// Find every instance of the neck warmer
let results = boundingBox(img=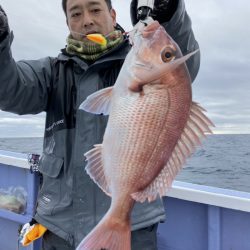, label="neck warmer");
[66,30,124,61]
